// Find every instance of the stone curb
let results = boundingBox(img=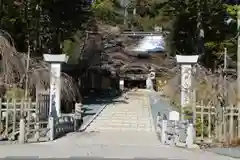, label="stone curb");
[79,104,108,132]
